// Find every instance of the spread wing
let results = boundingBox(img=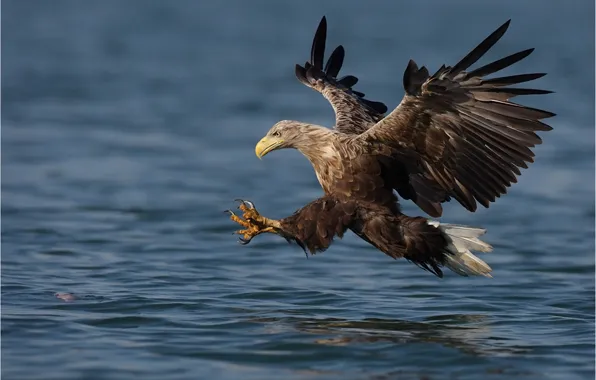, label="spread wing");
[363,20,555,217]
[295,16,387,135]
